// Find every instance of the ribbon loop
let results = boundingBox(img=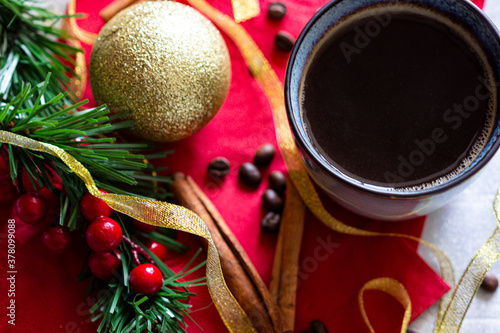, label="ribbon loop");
[358,278,412,333]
